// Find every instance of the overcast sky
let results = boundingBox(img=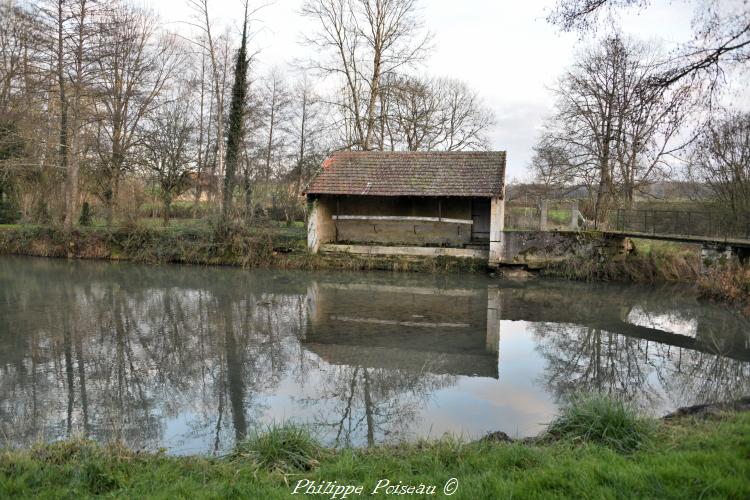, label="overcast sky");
[153,0,747,181]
